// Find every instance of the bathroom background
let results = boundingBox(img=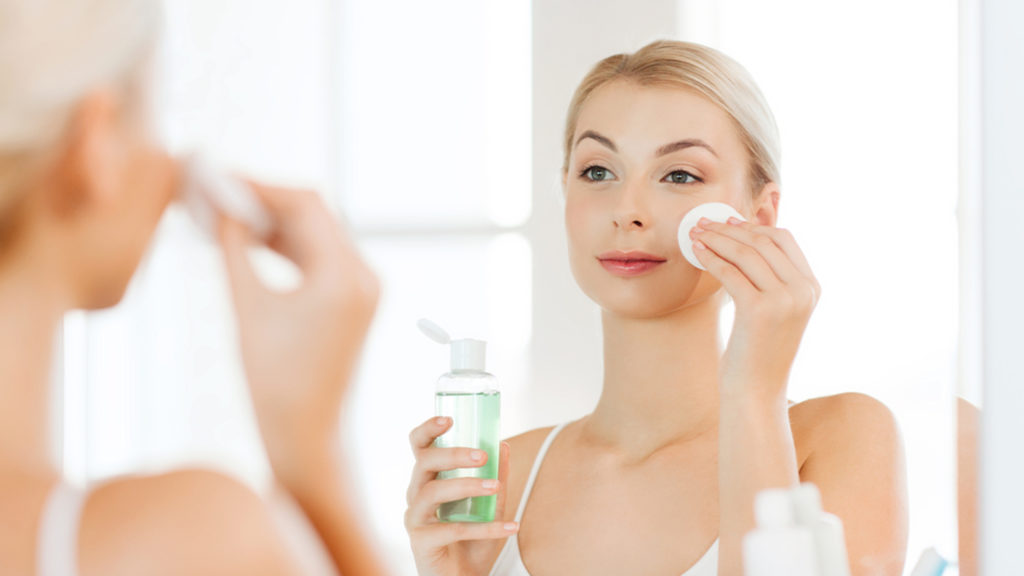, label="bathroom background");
[53,1,962,574]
